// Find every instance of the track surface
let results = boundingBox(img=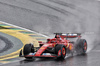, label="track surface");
[0,35,13,53]
[1,45,100,66]
[0,32,23,56]
[0,0,100,66]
